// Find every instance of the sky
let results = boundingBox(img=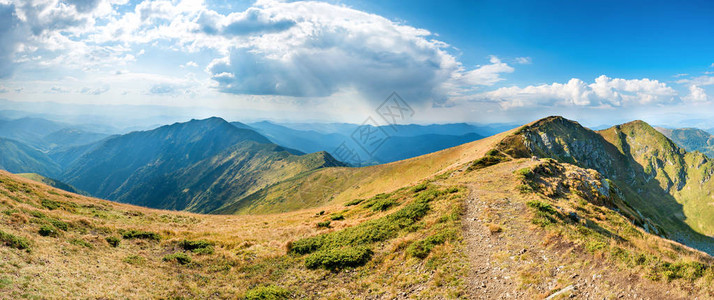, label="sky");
[0,0,714,127]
